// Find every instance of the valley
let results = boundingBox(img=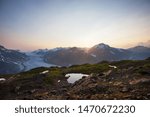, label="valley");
[23,52,55,71]
[1,43,150,74]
